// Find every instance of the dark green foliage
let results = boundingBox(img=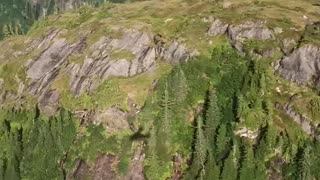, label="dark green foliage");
[205,89,220,149]
[0,108,76,179]
[1,44,320,180]
[0,0,130,39]
[193,116,207,179]
[142,45,320,180]
[221,150,237,180]
[0,107,134,179]
[238,145,255,180]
